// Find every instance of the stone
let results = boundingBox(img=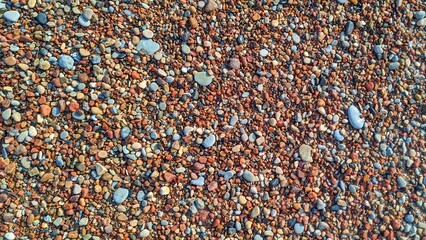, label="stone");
[344,21,355,35]
[294,223,304,234]
[78,15,91,27]
[4,232,16,240]
[292,33,301,44]
[202,135,216,148]
[299,144,313,162]
[417,18,426,27]
[136,39,160,55]
[28,0,36,8]
[415,10,426,20]
[259,49,269,57]
[120,126,131,139]
[228,58,241,69]
[82,8,94,20]
[205,0,218,12]
[140,229,150,238]
[36,12,47,24]
[58,55,74,70]
[4,11,20,22]
[333,130,344,141]
[28,126,37,137]
[194,72,214,86]
[95,163,107,176]
[397,176,407,188]
[347,105,365,129]
[79,217,89,226]
[159,186,170,196]
[4,56,17,66]
[142,29,154,39]
[243,170,256,182]
[181,44,191,54]
[2,108,12,120]
[113,188,129,204]
[250,206,260,218]
[388,62,400,70]
[190,176,205,186]
[188,17,198,28]
[317,199,326,210]
[73,184,82,195]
